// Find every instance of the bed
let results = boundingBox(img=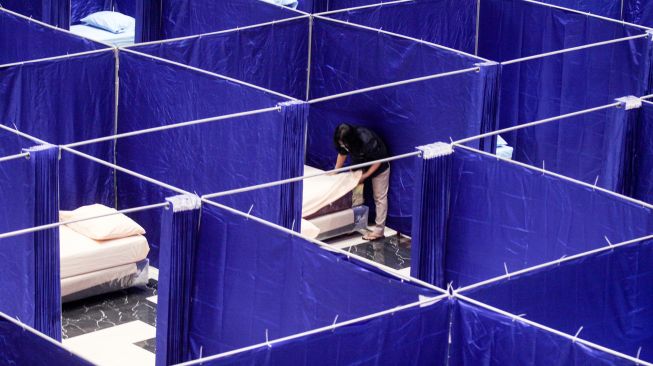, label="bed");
[301,166,369,240]
[59,219,149,302]
[69,24,135,47]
